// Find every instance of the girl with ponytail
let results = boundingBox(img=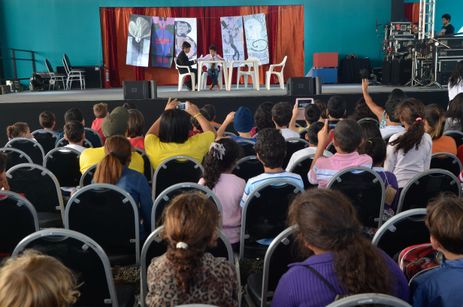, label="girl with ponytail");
[199,138,244,248]
[272,189,409,306]
[145,192,238,307]
[384,98,432,188]
[93,135,152,235]
[6,122,32,140]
